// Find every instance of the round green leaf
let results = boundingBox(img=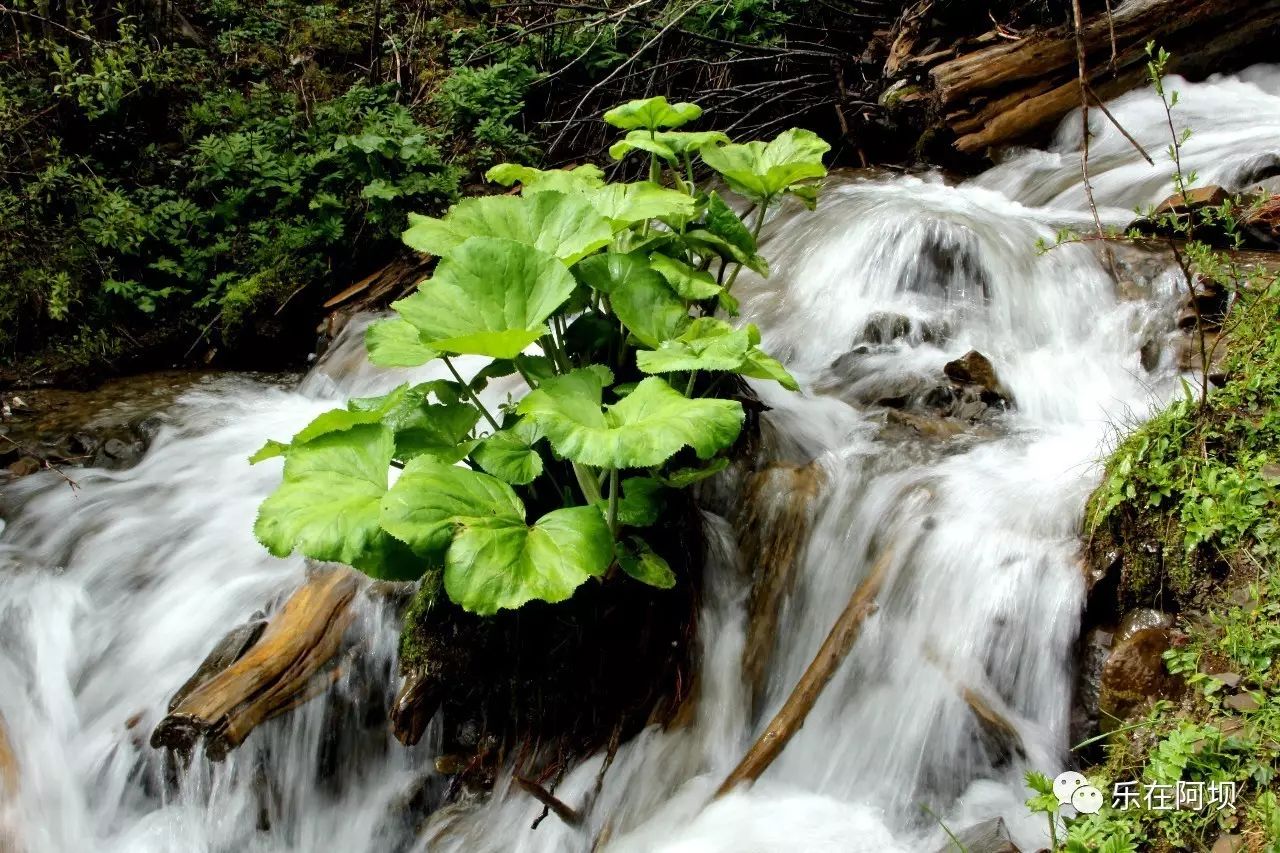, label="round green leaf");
[473,418,544,485]
[401,191,612,265]
[380,455,524,560]
[635,318,799,390]
[650,253,722,300]
[366,317,439,368]
[254,424,402,571]
[609,129,729,161]
[700,128,830,204]
[574,252,690,348]
[603,97,702,131]
[636,317,752,374]
[586,182,698,229]
[705,191,758,258]
[617,537,676,589]
[392,236,576,359]
[446,505,614,615]
[608,132,677,162]
[596,476,666,528]
[486,163,606,194]
[380,459,612,614]
[517,372,743,469]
